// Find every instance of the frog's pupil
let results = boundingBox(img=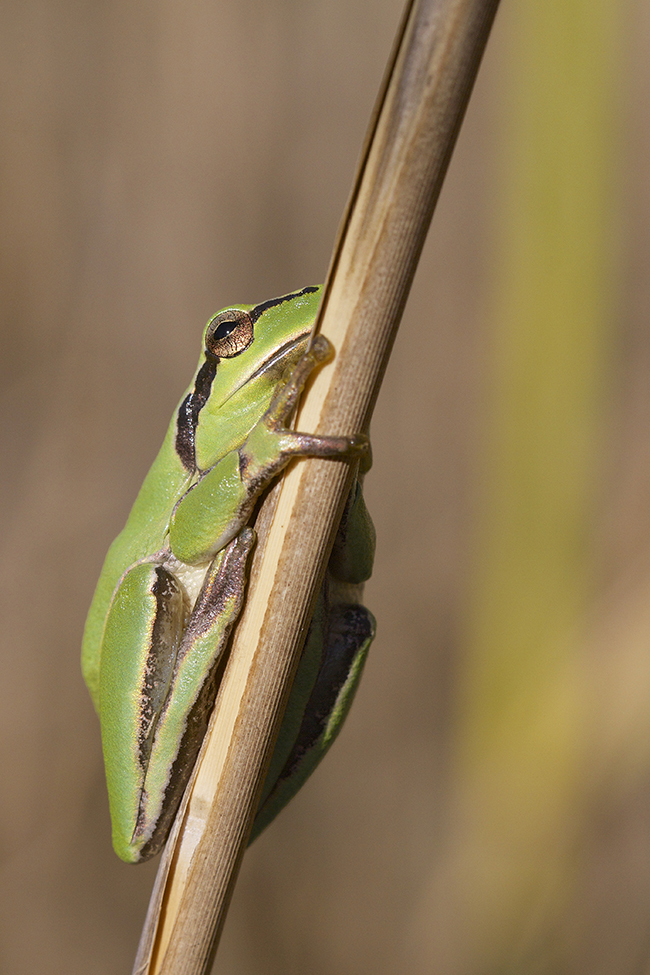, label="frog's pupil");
[213,319,237,340]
